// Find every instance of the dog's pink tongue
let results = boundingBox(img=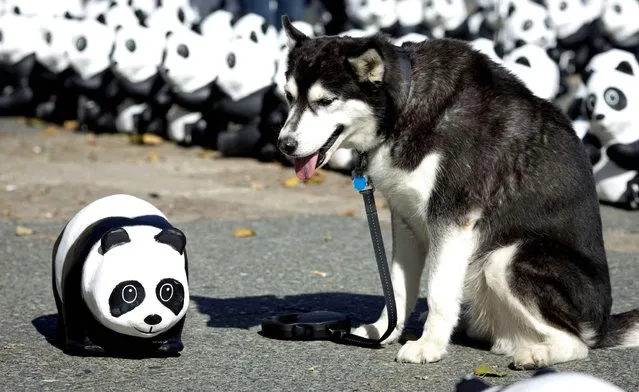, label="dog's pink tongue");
[294,153,319,180]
